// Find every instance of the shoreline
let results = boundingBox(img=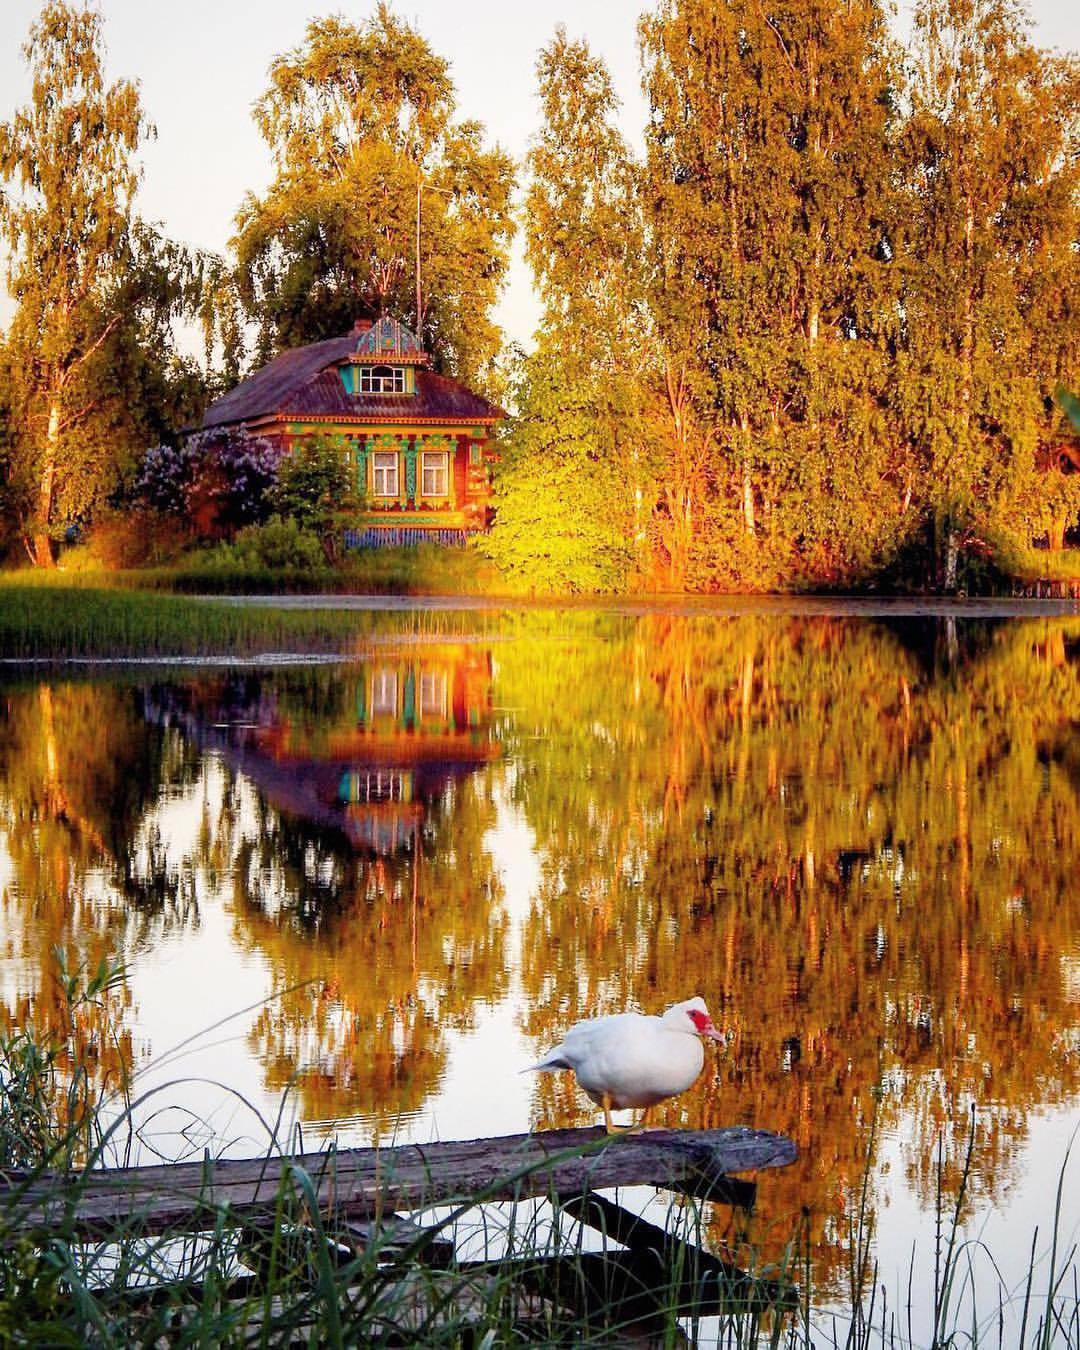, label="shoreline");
[198,591,1080,618]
